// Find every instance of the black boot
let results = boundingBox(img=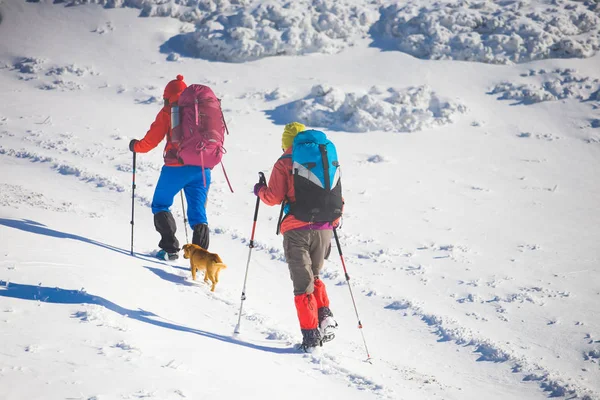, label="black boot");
[154,211,180,254]
[300,328,322,352]
[192,223,210,250]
